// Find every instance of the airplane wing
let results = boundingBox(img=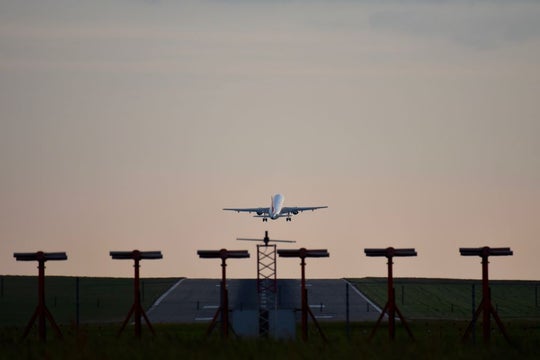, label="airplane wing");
[280,206,328,214]
[223,207,269,214]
